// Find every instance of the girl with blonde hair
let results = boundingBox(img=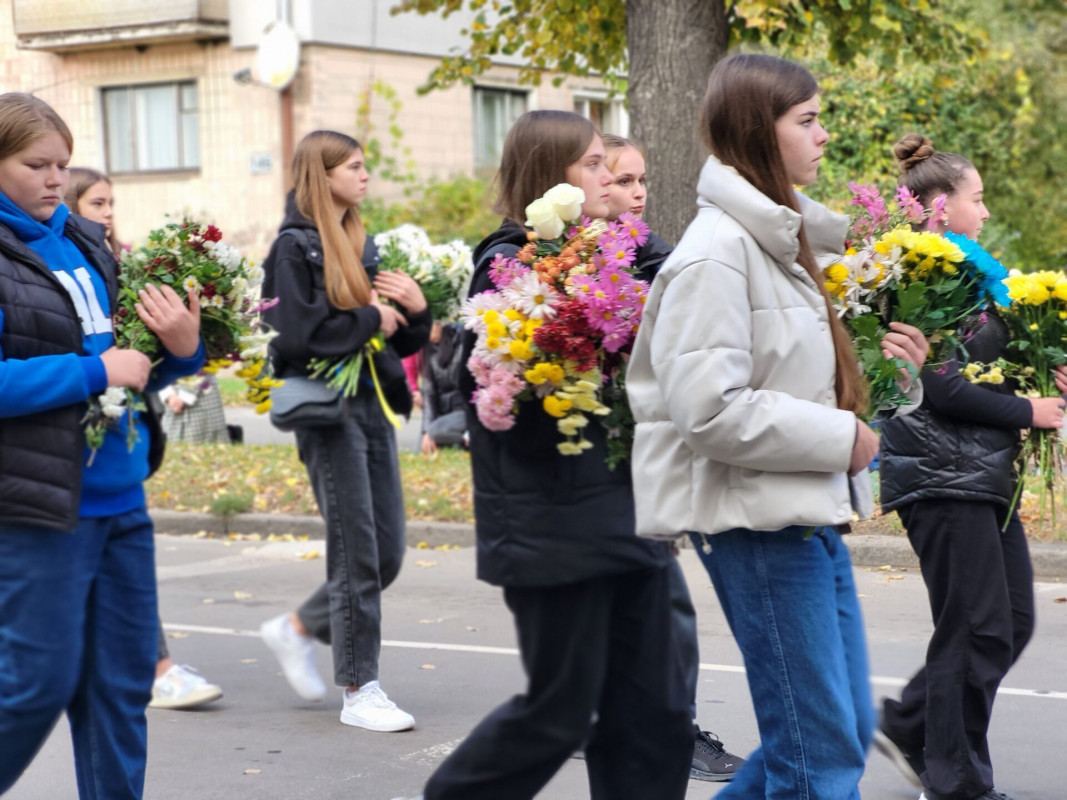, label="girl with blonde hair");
[259,130,430,731]
[0,92,204,798]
